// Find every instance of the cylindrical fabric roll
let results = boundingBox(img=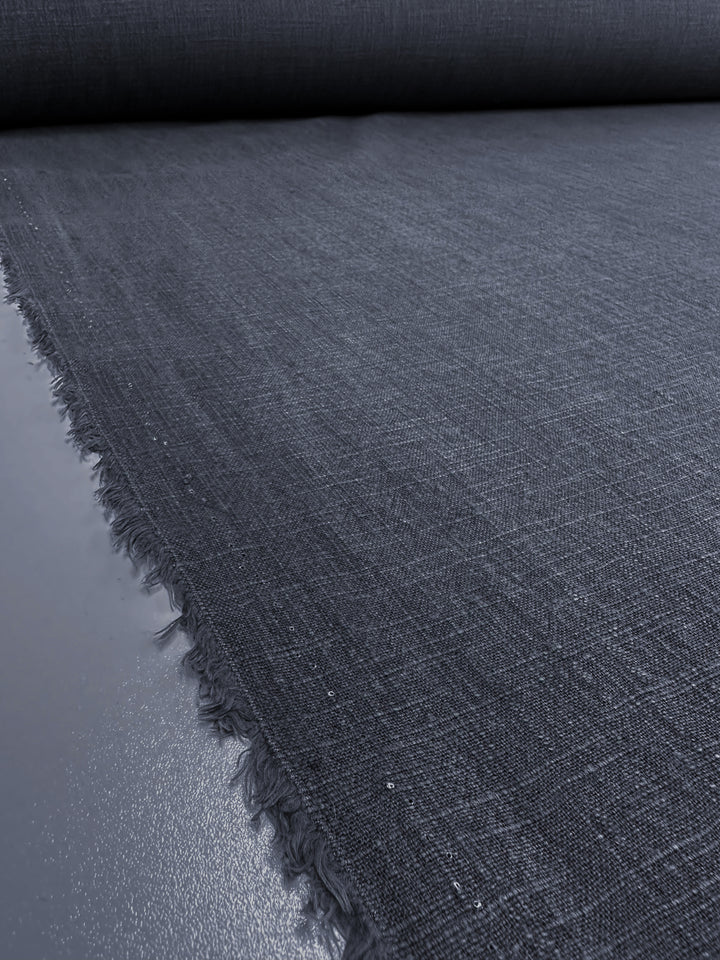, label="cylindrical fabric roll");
[2,0,720,126]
